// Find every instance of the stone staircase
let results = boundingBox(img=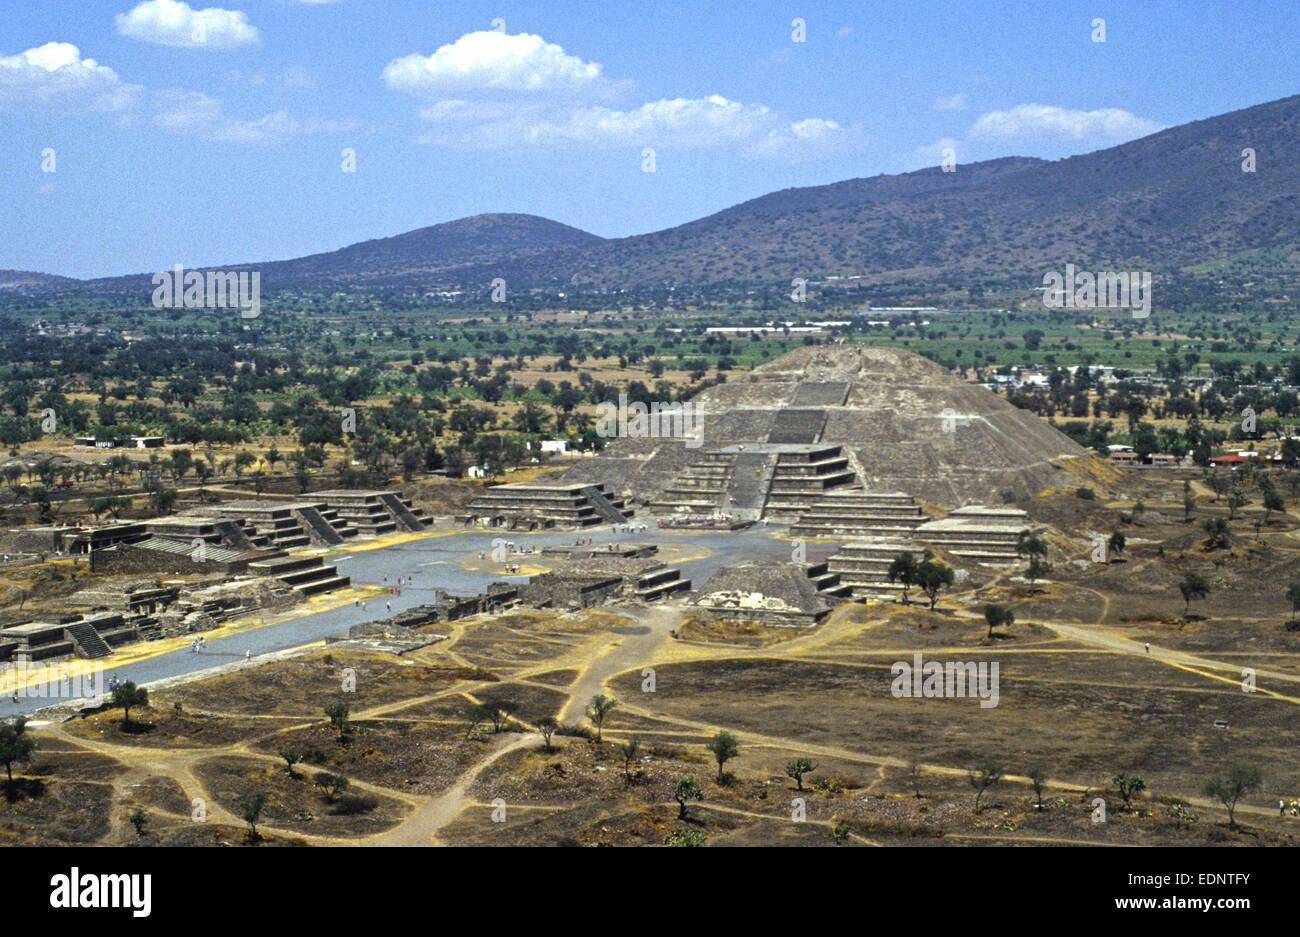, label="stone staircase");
[729,452,777,519]
[581,485,635,524]
[633,564,693,601]
[64,619,112,659]
[293,505,345,546]
[805,561,854,600]
[378,492,427,532]
[652,443,856,520]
